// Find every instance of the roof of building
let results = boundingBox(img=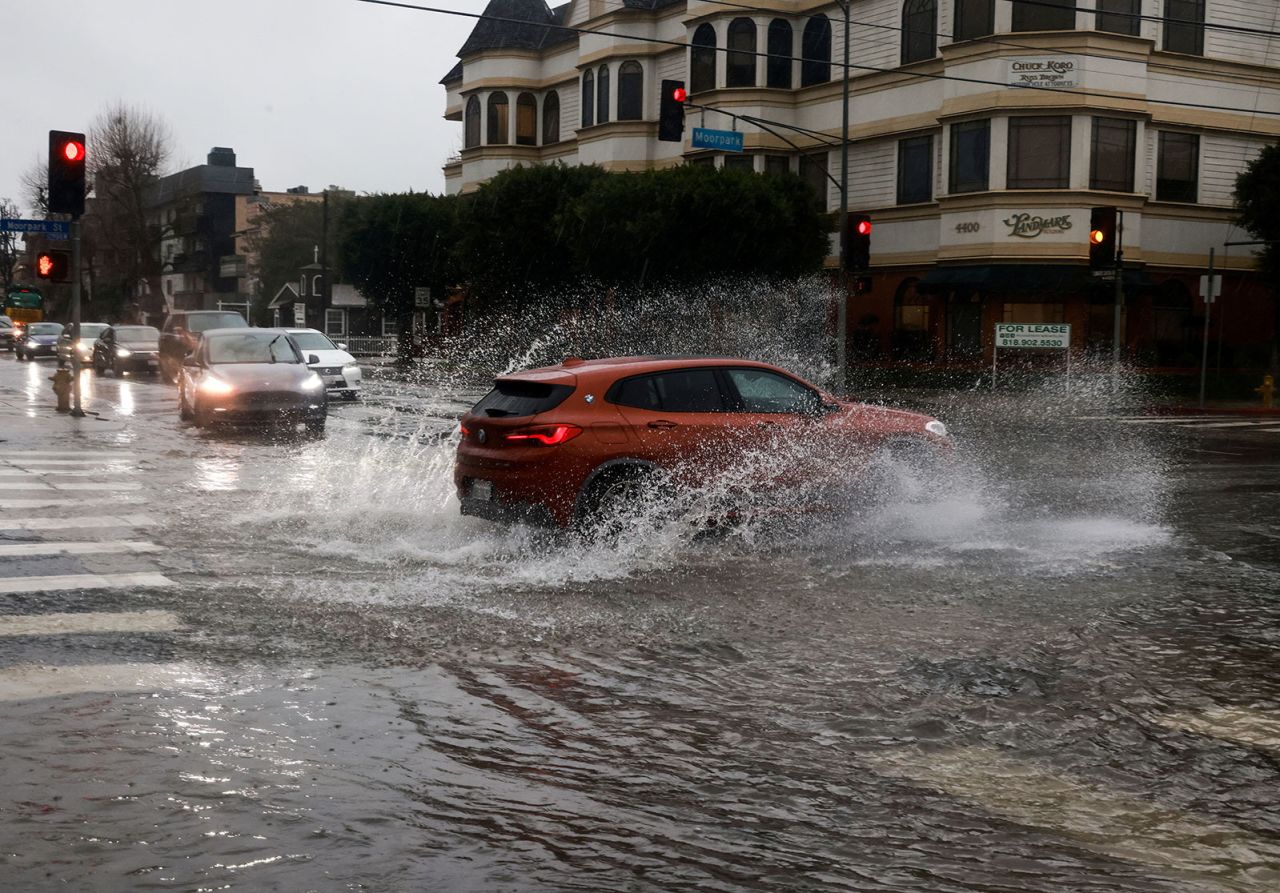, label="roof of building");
[440,60,464,85]
[331,284,367,308]
[148,163,255,207]
[268,282,299,309]
[457,0,573,57]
